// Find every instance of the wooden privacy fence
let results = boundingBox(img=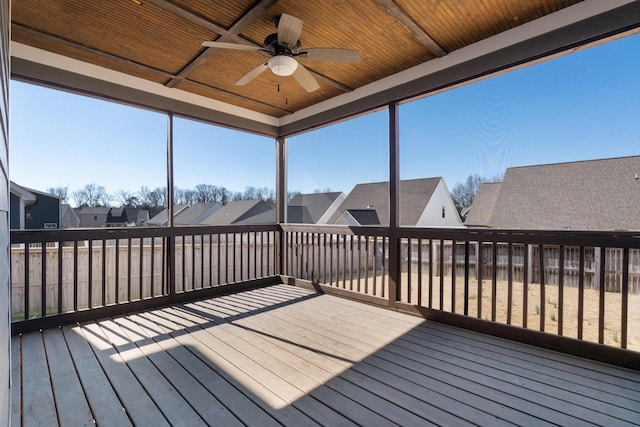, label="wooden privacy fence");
[413,242,640,294]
